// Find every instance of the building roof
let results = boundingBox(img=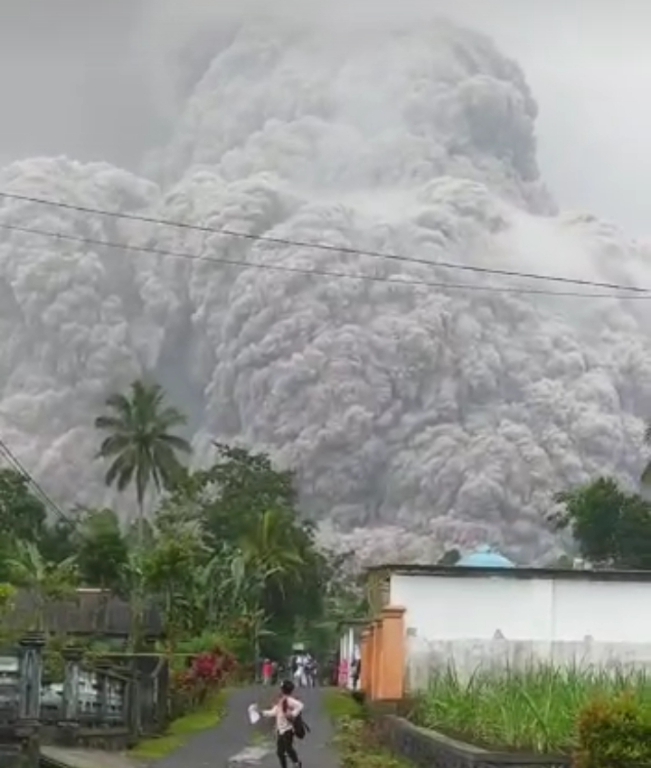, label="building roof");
[457,546,515,568]
[9,589,164,637]
[364,563,651,582]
